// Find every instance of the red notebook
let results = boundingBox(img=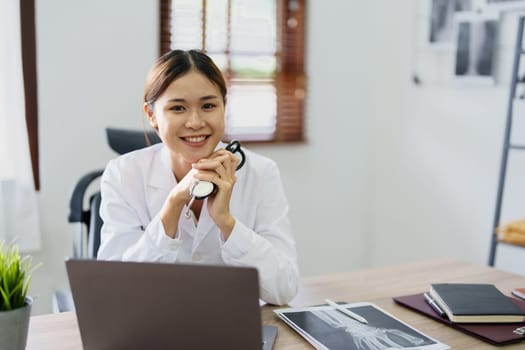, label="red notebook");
[393,293,525,346]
